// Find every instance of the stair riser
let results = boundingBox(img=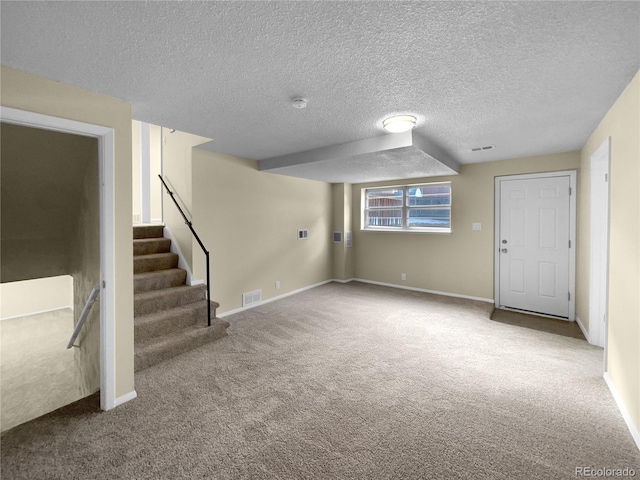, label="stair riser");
[134,269,187,293]
[133,225,165,239]
[135,303,209,339]
[135,286,206,316]
[133,238,171,256]
[134,254,178,274]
